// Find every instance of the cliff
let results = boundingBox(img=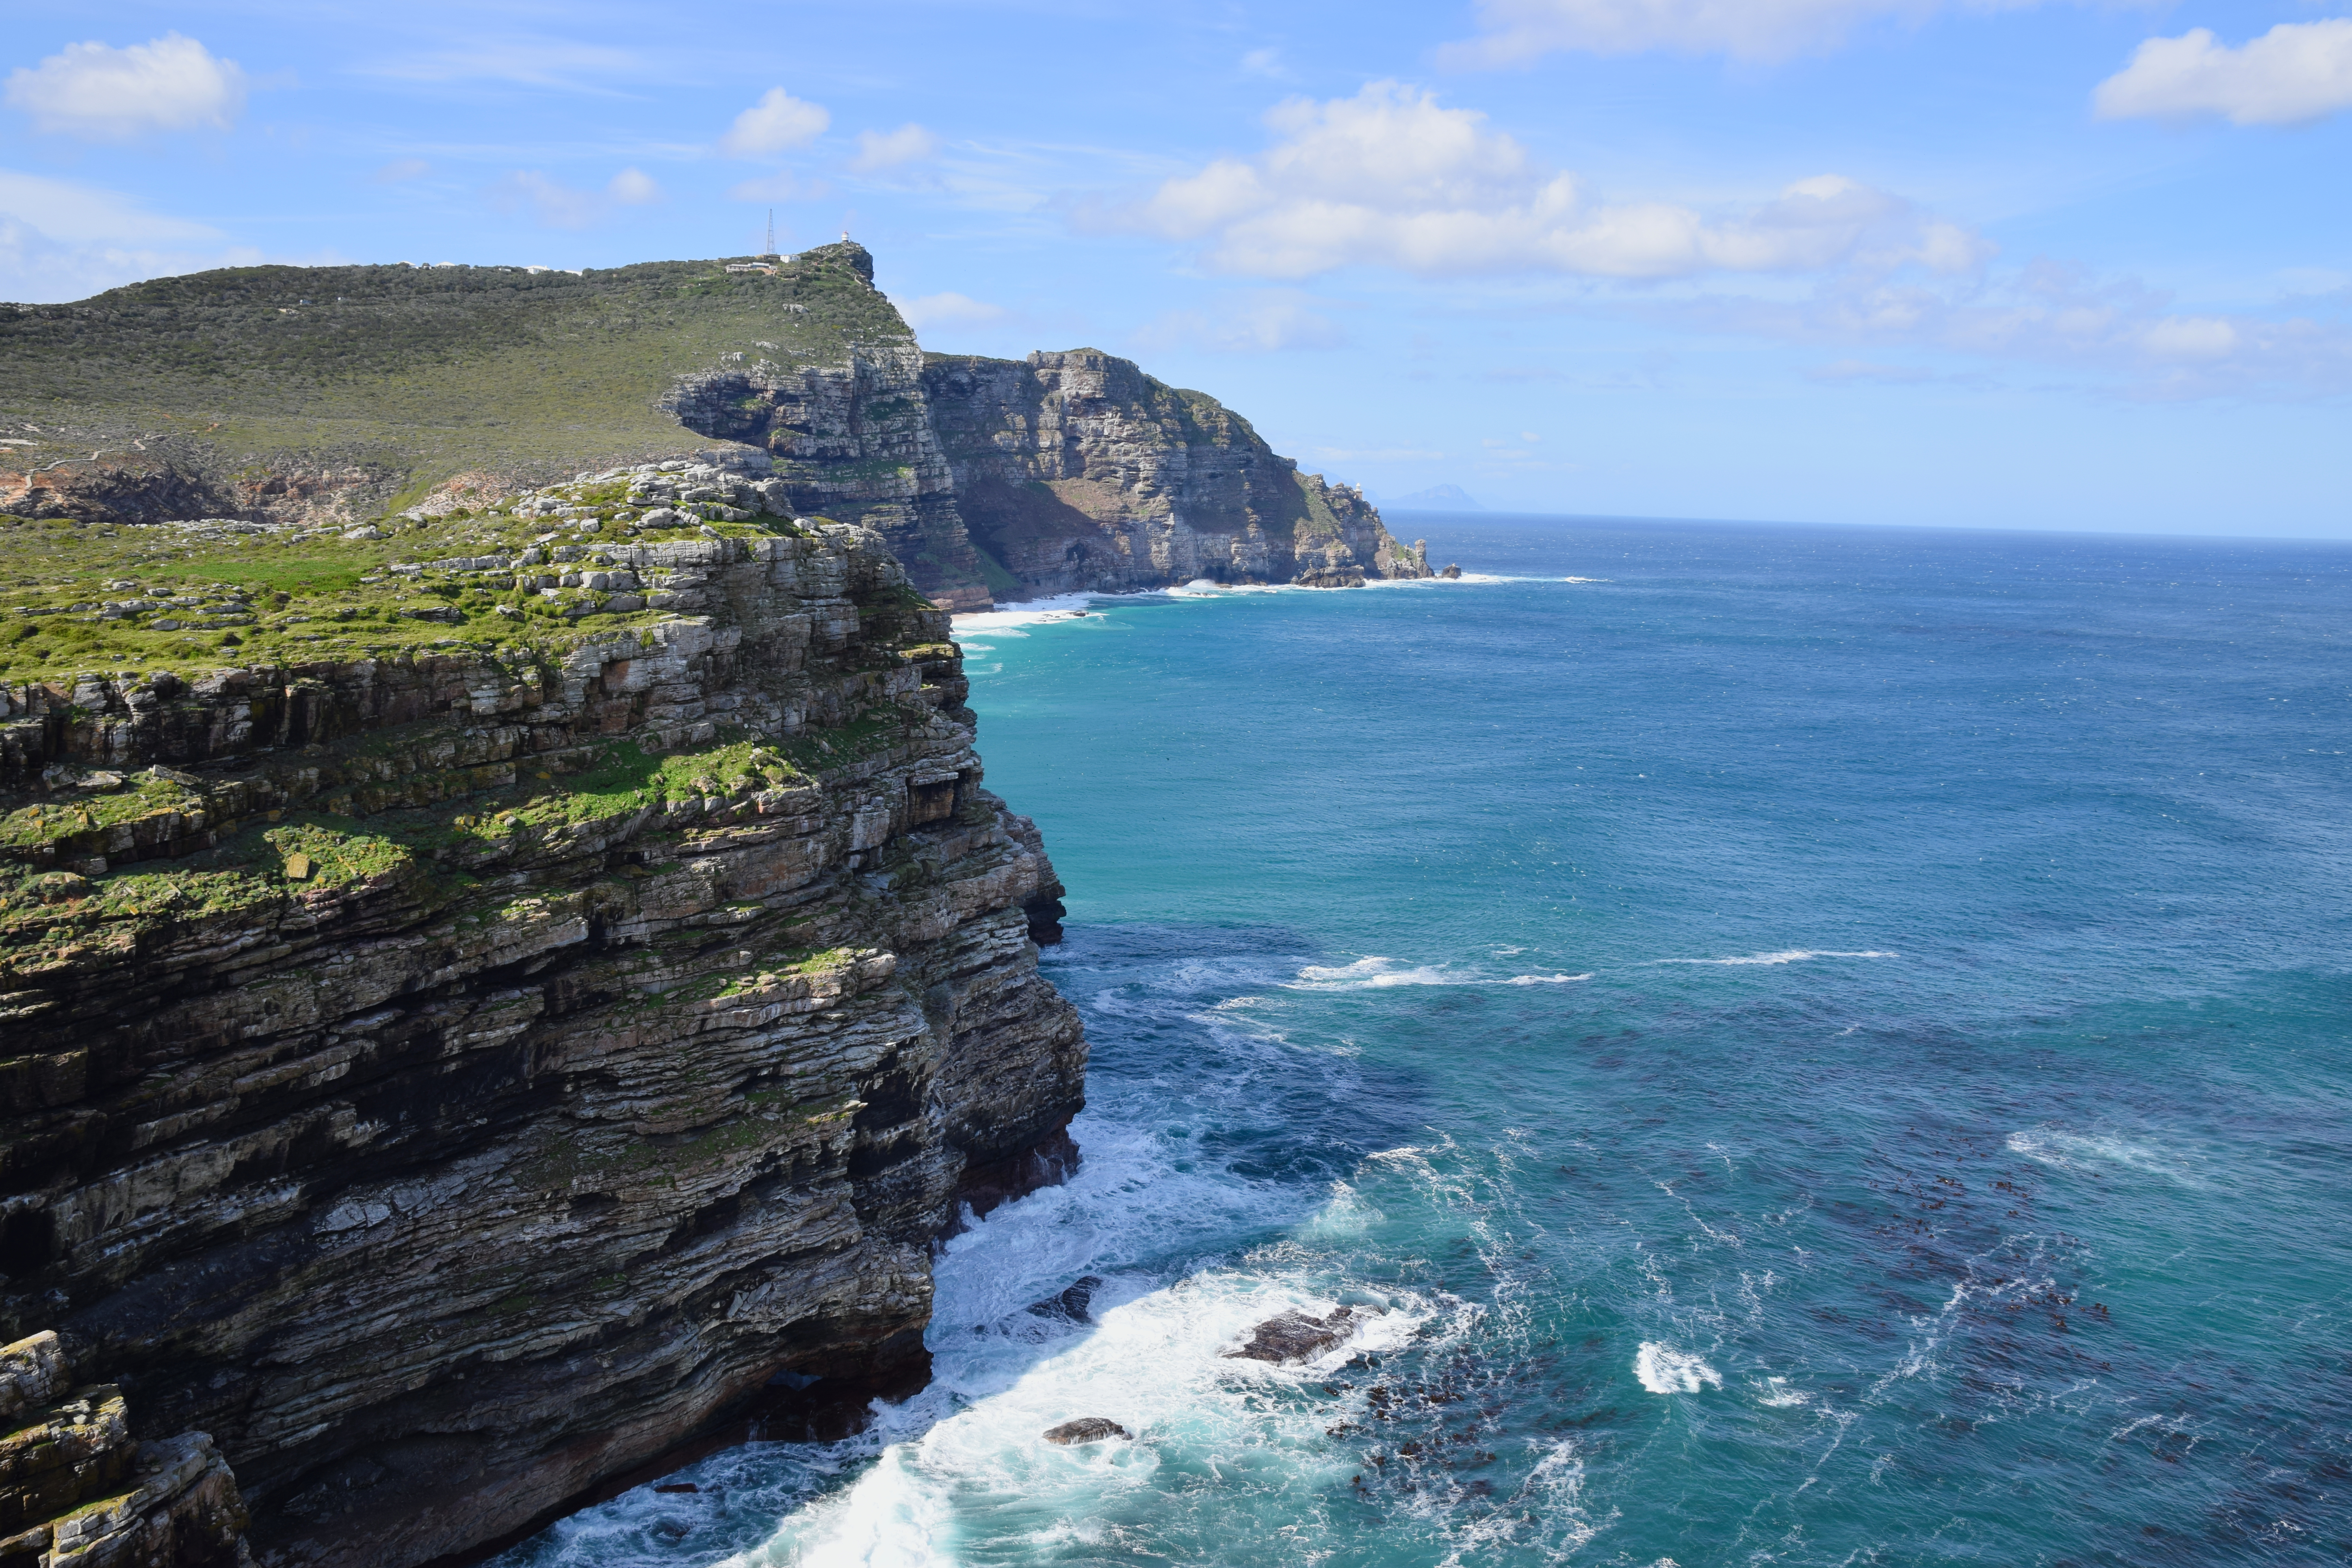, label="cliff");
[921,350,1431,598]
[0,1330,249,1568]
[6,246,1431,612]
[0,243,907,548]
[0,467,1084,1566]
